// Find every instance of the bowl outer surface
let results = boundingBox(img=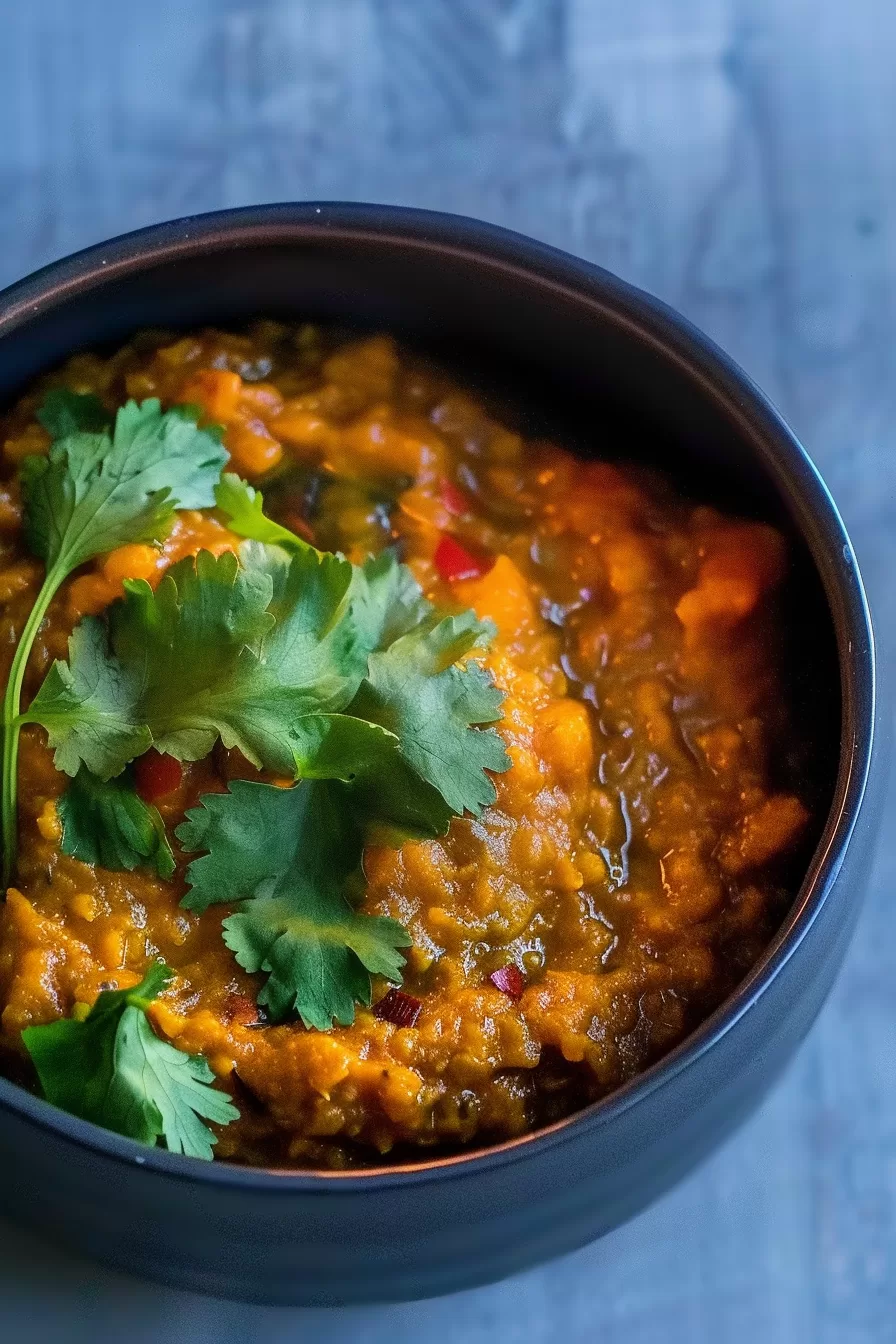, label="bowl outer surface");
[0,205,883,1305]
